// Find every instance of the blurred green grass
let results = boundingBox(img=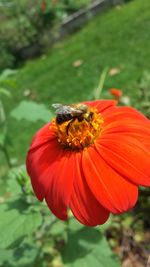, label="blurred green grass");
[2,0,150,163]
